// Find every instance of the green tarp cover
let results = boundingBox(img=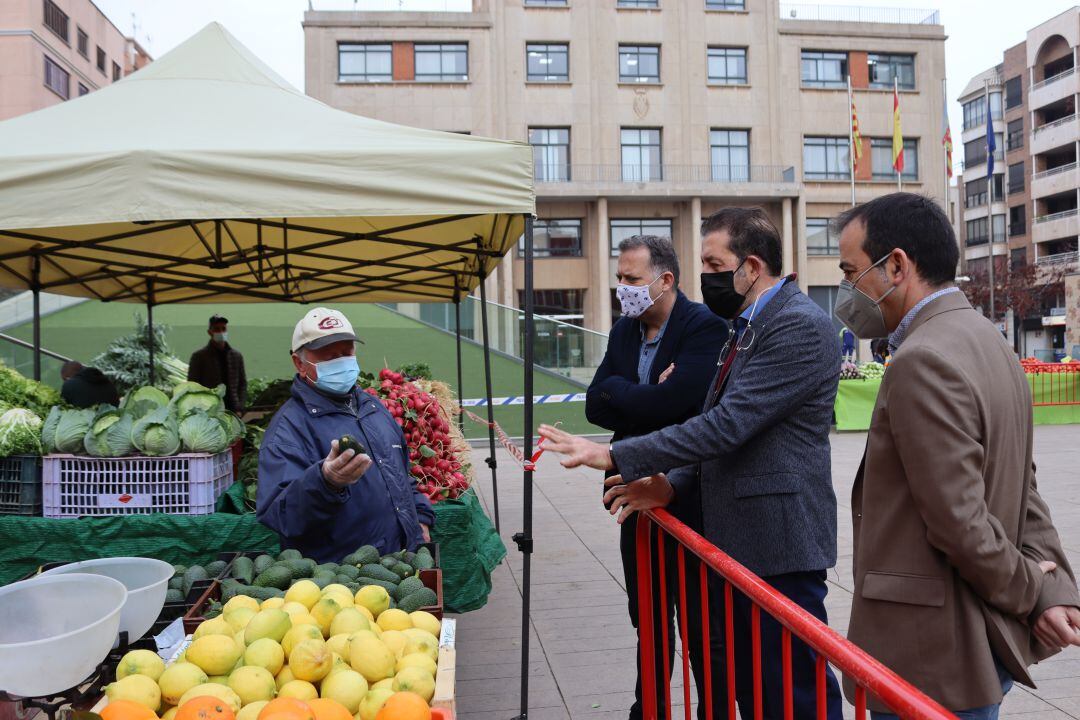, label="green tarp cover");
[431,488,507,613]
[835,372,1080,432]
